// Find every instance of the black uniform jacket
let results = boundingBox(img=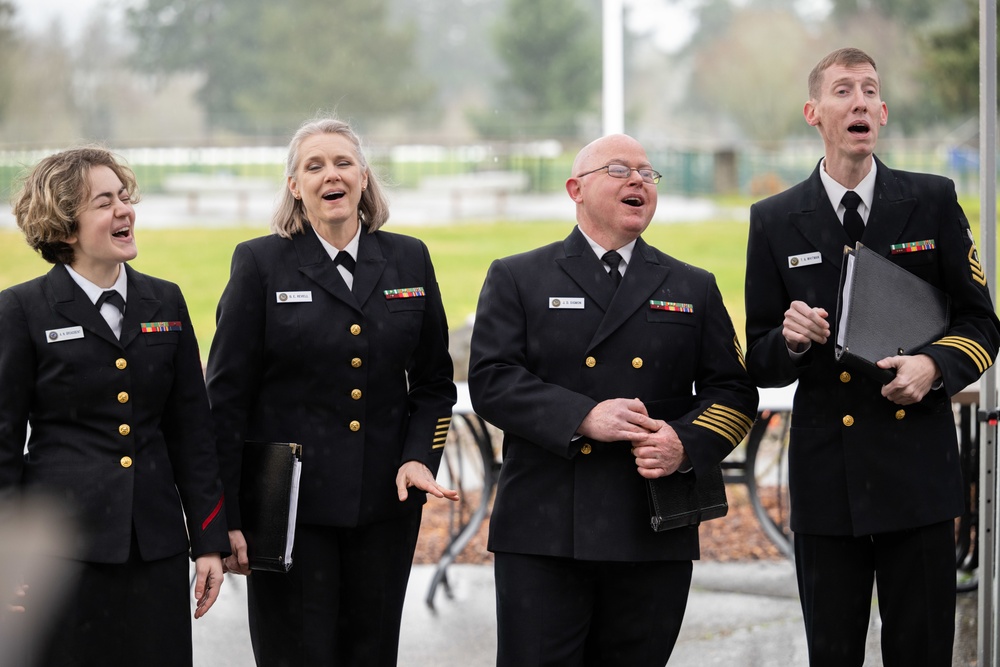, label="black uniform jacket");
[206,226,456,529]
[468,227,758,562]
[0,264,228,563]
[745,157,1000,537]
